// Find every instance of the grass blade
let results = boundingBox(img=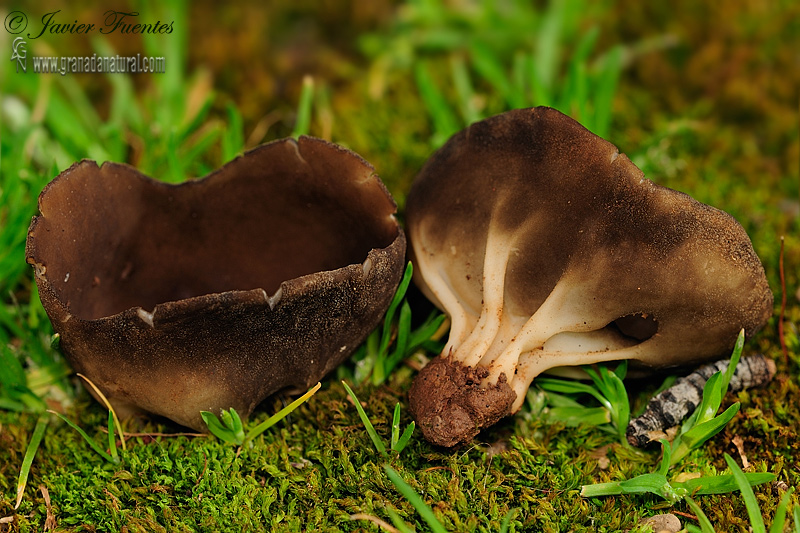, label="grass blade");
[543,406,610,427]
[77,373,126,452]
[672,403,740,465]
[245,382,321,444]
[221,102,244,161]
[0,344,26,389]
[382,301,413,379]
[685,496,716,533]
[48,411,114,464]
[682,372,723,432]
[683,329,745,433]
[378,263,413,358]
[586,363,629,441]
[353,330,379,385]
[613,359,628,381]
[0,398,27,411]
[675,472,775,495]
[721,329,745,393]
[500,508,517,533]
[618,473,670,495]
[585,472,686,503]
[536,377,611,411]
[657,439,672,476]
[725,453,766,533]
[405,312,447,355]
[393,422,415,454]
[291,75,314,138]
[200,411,243,444]
[107,410,119,464]
[176,91,215,143]
[770,487,794,533]
[229,409,244,436]
[561,30,594,124]
[470,41,523,108]
[384,466,448,533]
[581,480,625,497]
[341,381,386,455]
[415,62,460,147]
[533,0,565,96]
[449,54,481,125]
[201,409,246,445]
[542,390,585,409]
[391,403,401,450]
[383,504,416,533]
[15,413,49,509]
[591,44,623,138]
